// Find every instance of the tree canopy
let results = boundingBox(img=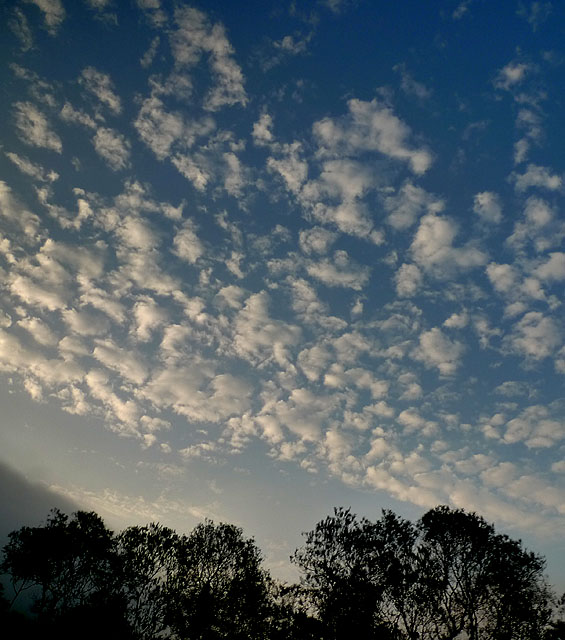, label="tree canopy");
[292,506,554,640]
[0,505,562,639]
